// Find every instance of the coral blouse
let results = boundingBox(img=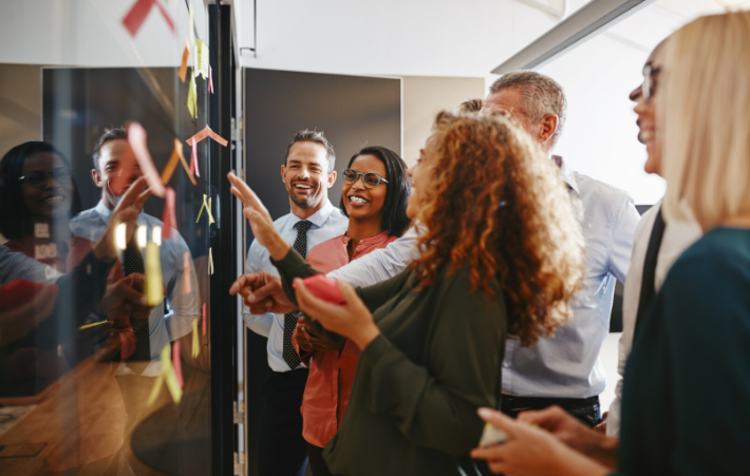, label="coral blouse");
[4,235,136,360]
[293,230,398,448]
